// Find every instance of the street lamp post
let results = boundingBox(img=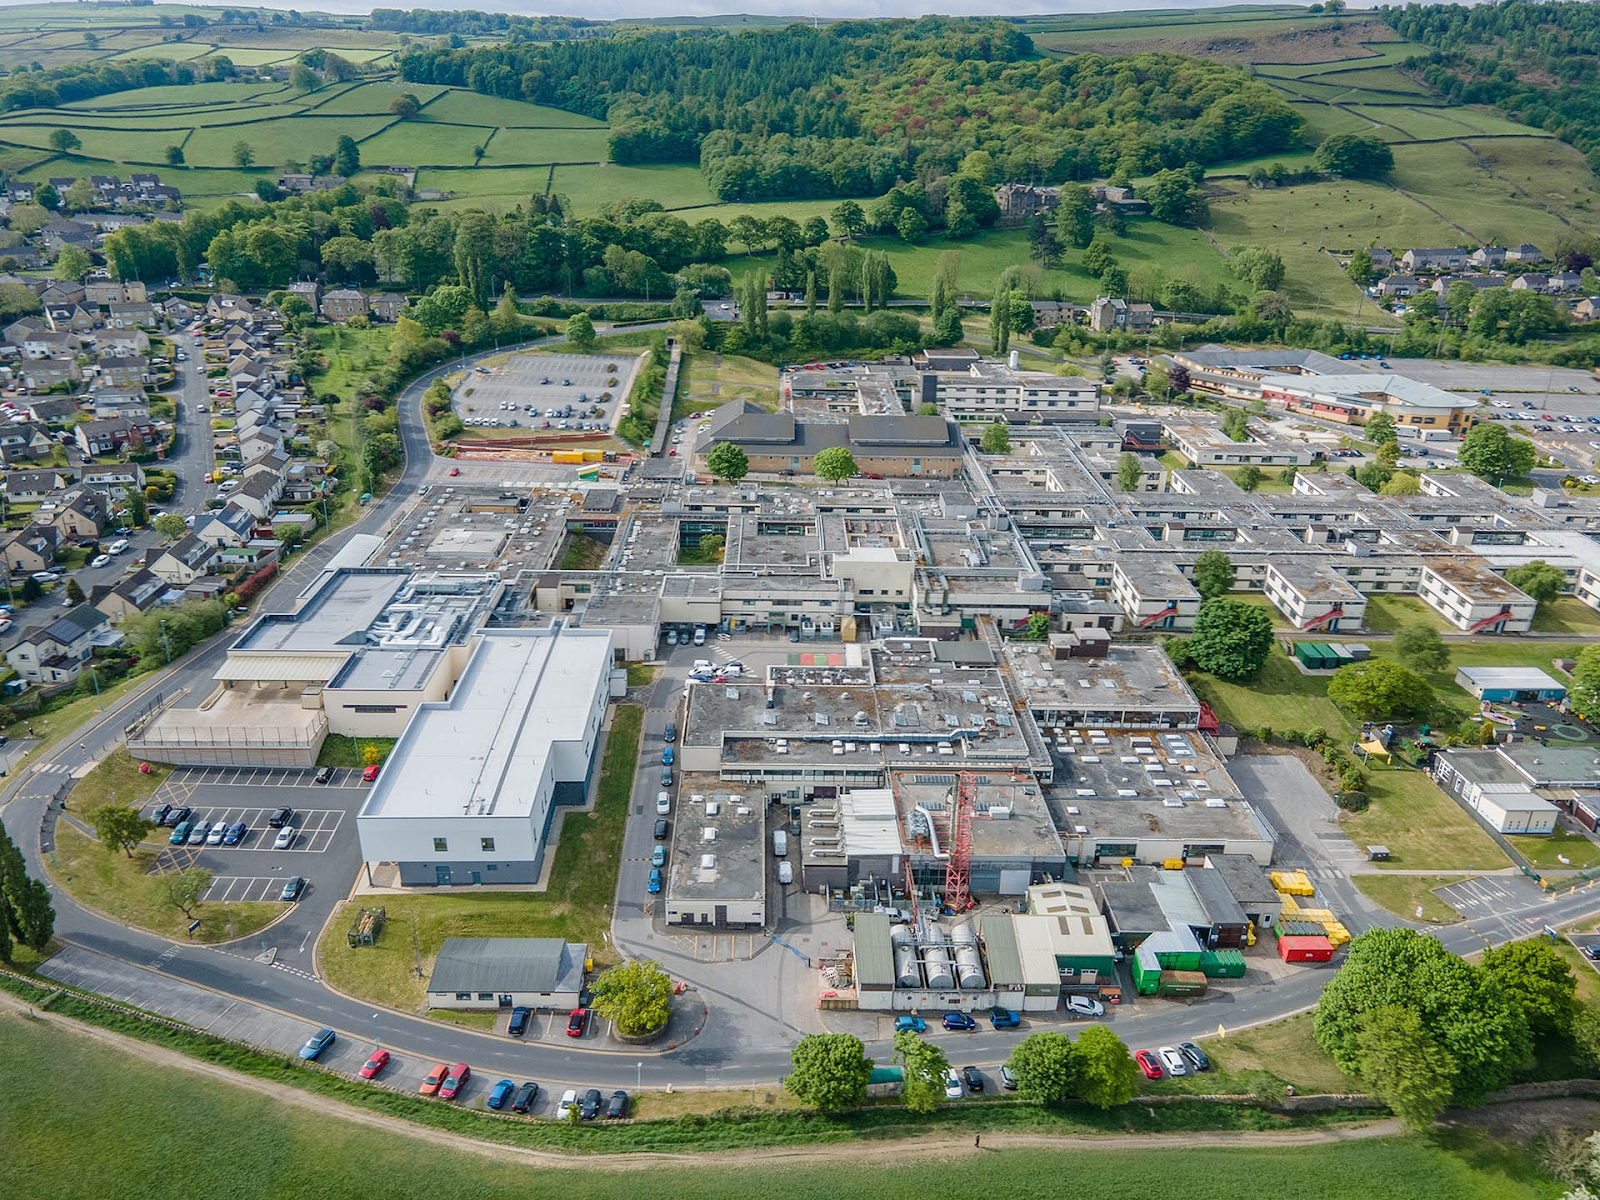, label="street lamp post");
[373,1012,381,1052]
[159,618,172,664]
[637,1061,642,1094]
